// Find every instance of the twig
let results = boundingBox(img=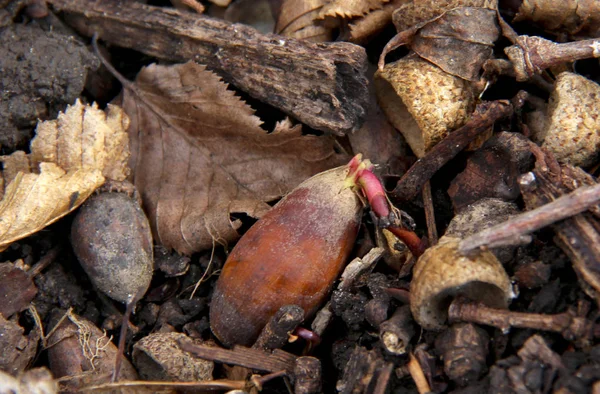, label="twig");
[250,370,288,391]
[392,99,514,202]
[28,246,61,277]
[448,298,599,341]
[504,36,600,81]
[458,182,600,254]
[407,353,431,394]
[422,181,438,245]
[178,339,297,373]
[372,363,394,394]
[80,379,247,392]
